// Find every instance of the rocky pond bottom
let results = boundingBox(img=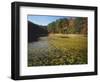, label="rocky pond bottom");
[28,34,87,66]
